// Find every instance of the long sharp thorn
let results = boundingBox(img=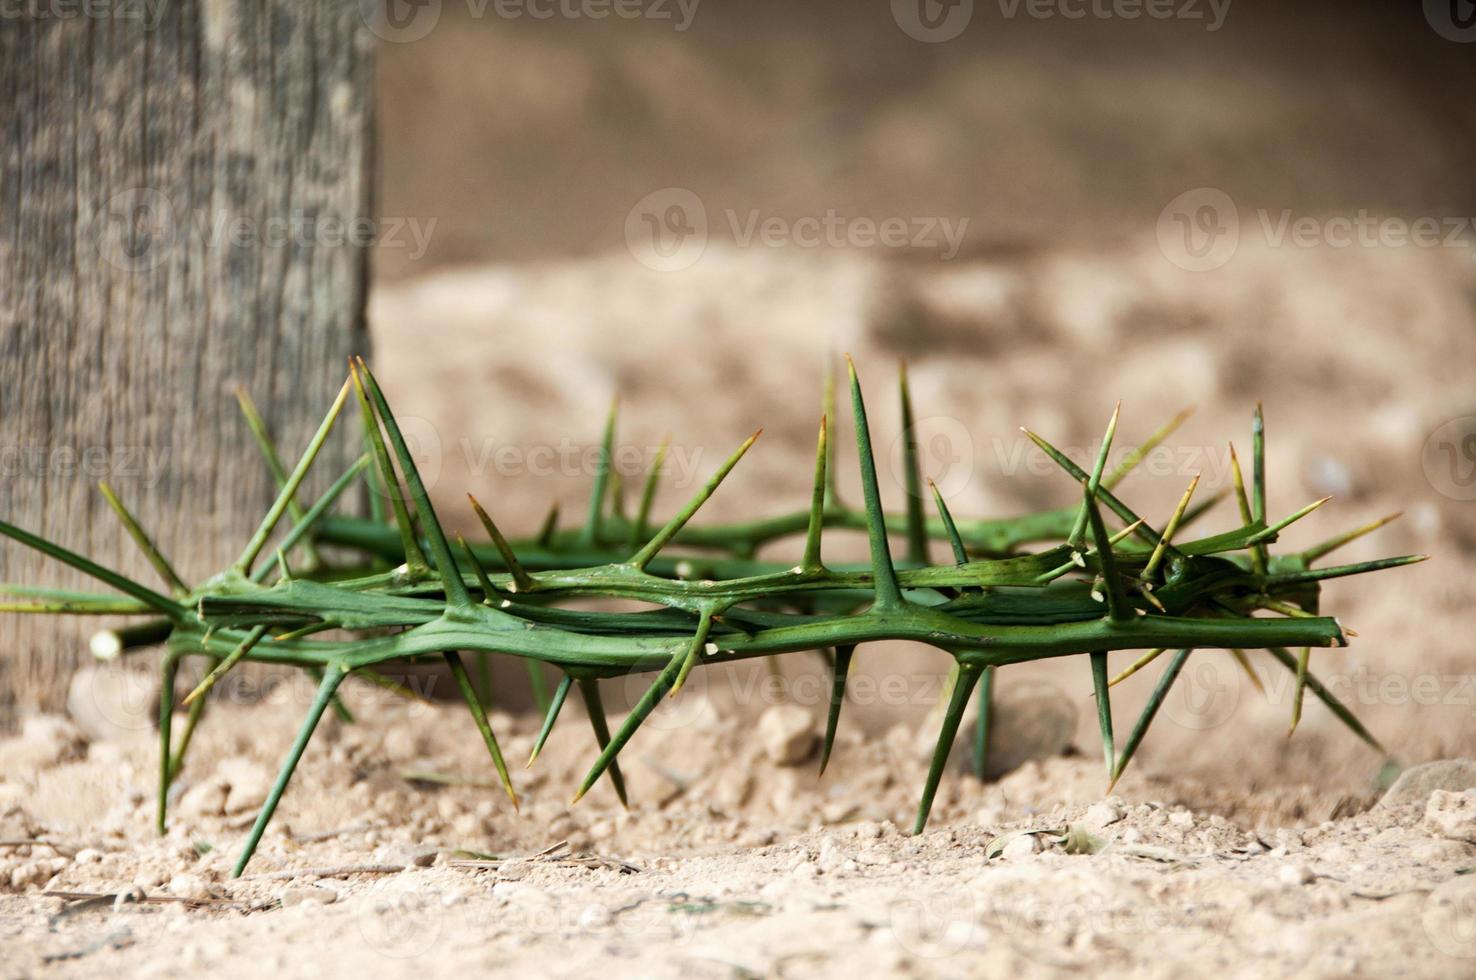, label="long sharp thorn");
[629,436,671,551]
[356,359,472,610]
[1108,648,1191,792]
[182,626,269,706]
[444,651,518,810]
[929,479,969,566]
[1021,427,1161,547]
[351,362,426,571]
[1178,488,1226,532]
[973,665,994,779]
[802,416,829,573]
[457,534,499,601]
[1228,442,1266,576]
[609,470,627,523]
[232,664,344,877]
[1228,443,1251,523]
[1034,519,1144,585]
[236,387,322,568]
[235,378,351,575]
[1289,646,1310,736]
[670,609,715,697]
[580,396,619,549]
[537,502,560,549]
[1107,648,1165,688]
[1252,403,1266,524]
[251,456,372,584]
[628,431,761,571]
[0,520,185,617]
[527,674,574,768]
[157,651,181,834]
[1267,554,1428,586]
[1142,474,1200,582]
[97,482,188,596]
[819,644,855,776]
[1246,496,1332,546]
[1228,649,1266,696]
[914,661,982,834]
[574,676,639,806]
[355,667,435,706]
[467,494,534,591]
[822,361,843,509]
[1103,406,1194,490]
[1068,402,1121,549]
[1083,483,1131,621]
[846,356,903,609]
[1302,512,1403,565]
[899,363,928,565]
[168,658,215,781]
[305,665,353,724]
[1251,404,1270,573]
[1090,650,1113,779]
[1266,646,1384,753]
